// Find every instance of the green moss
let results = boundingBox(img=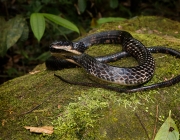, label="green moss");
[52,90,109,139]
[52,89,157,139]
